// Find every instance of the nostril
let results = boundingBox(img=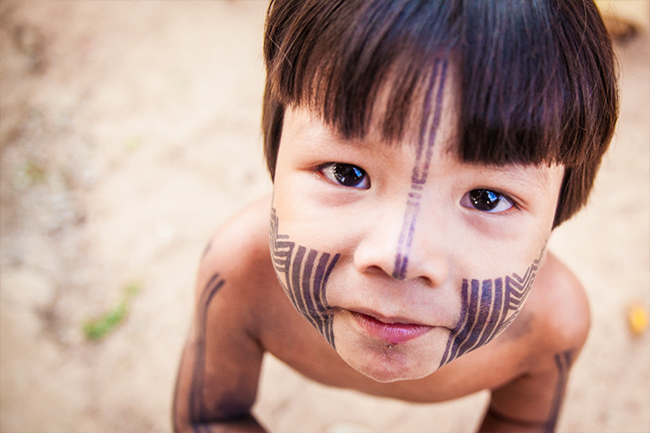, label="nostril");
[415,275,435,287]
[365,264,393,277]
[398,254,449,287]
[353,238,401,278]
